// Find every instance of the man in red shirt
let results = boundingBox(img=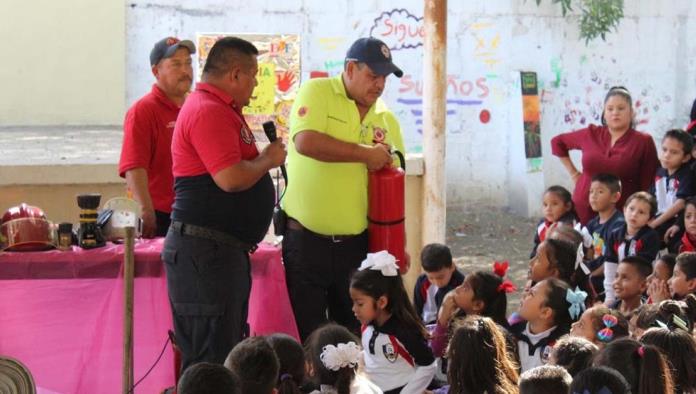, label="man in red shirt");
[119,37,195,237]
[163,36,286,370]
